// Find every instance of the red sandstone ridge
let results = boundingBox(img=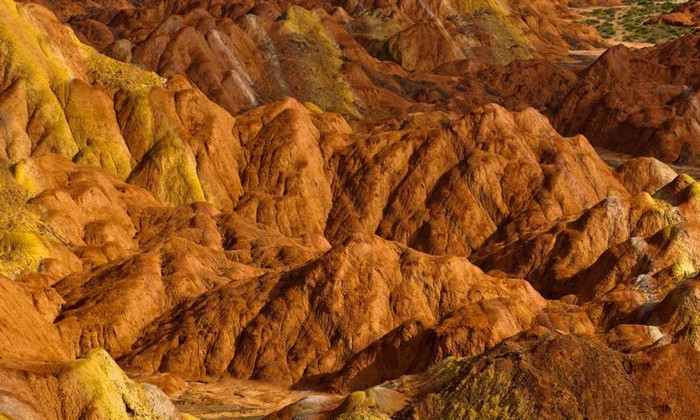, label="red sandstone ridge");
[549,38,700,165]
[647,0,700,27]
[19,0,606,118]
[2,0,700,419]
